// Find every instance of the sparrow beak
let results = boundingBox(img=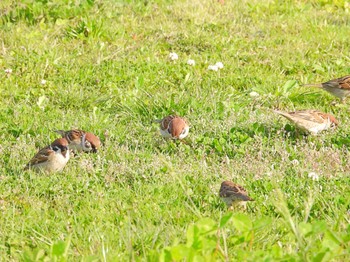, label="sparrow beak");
[152,119,162,124]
